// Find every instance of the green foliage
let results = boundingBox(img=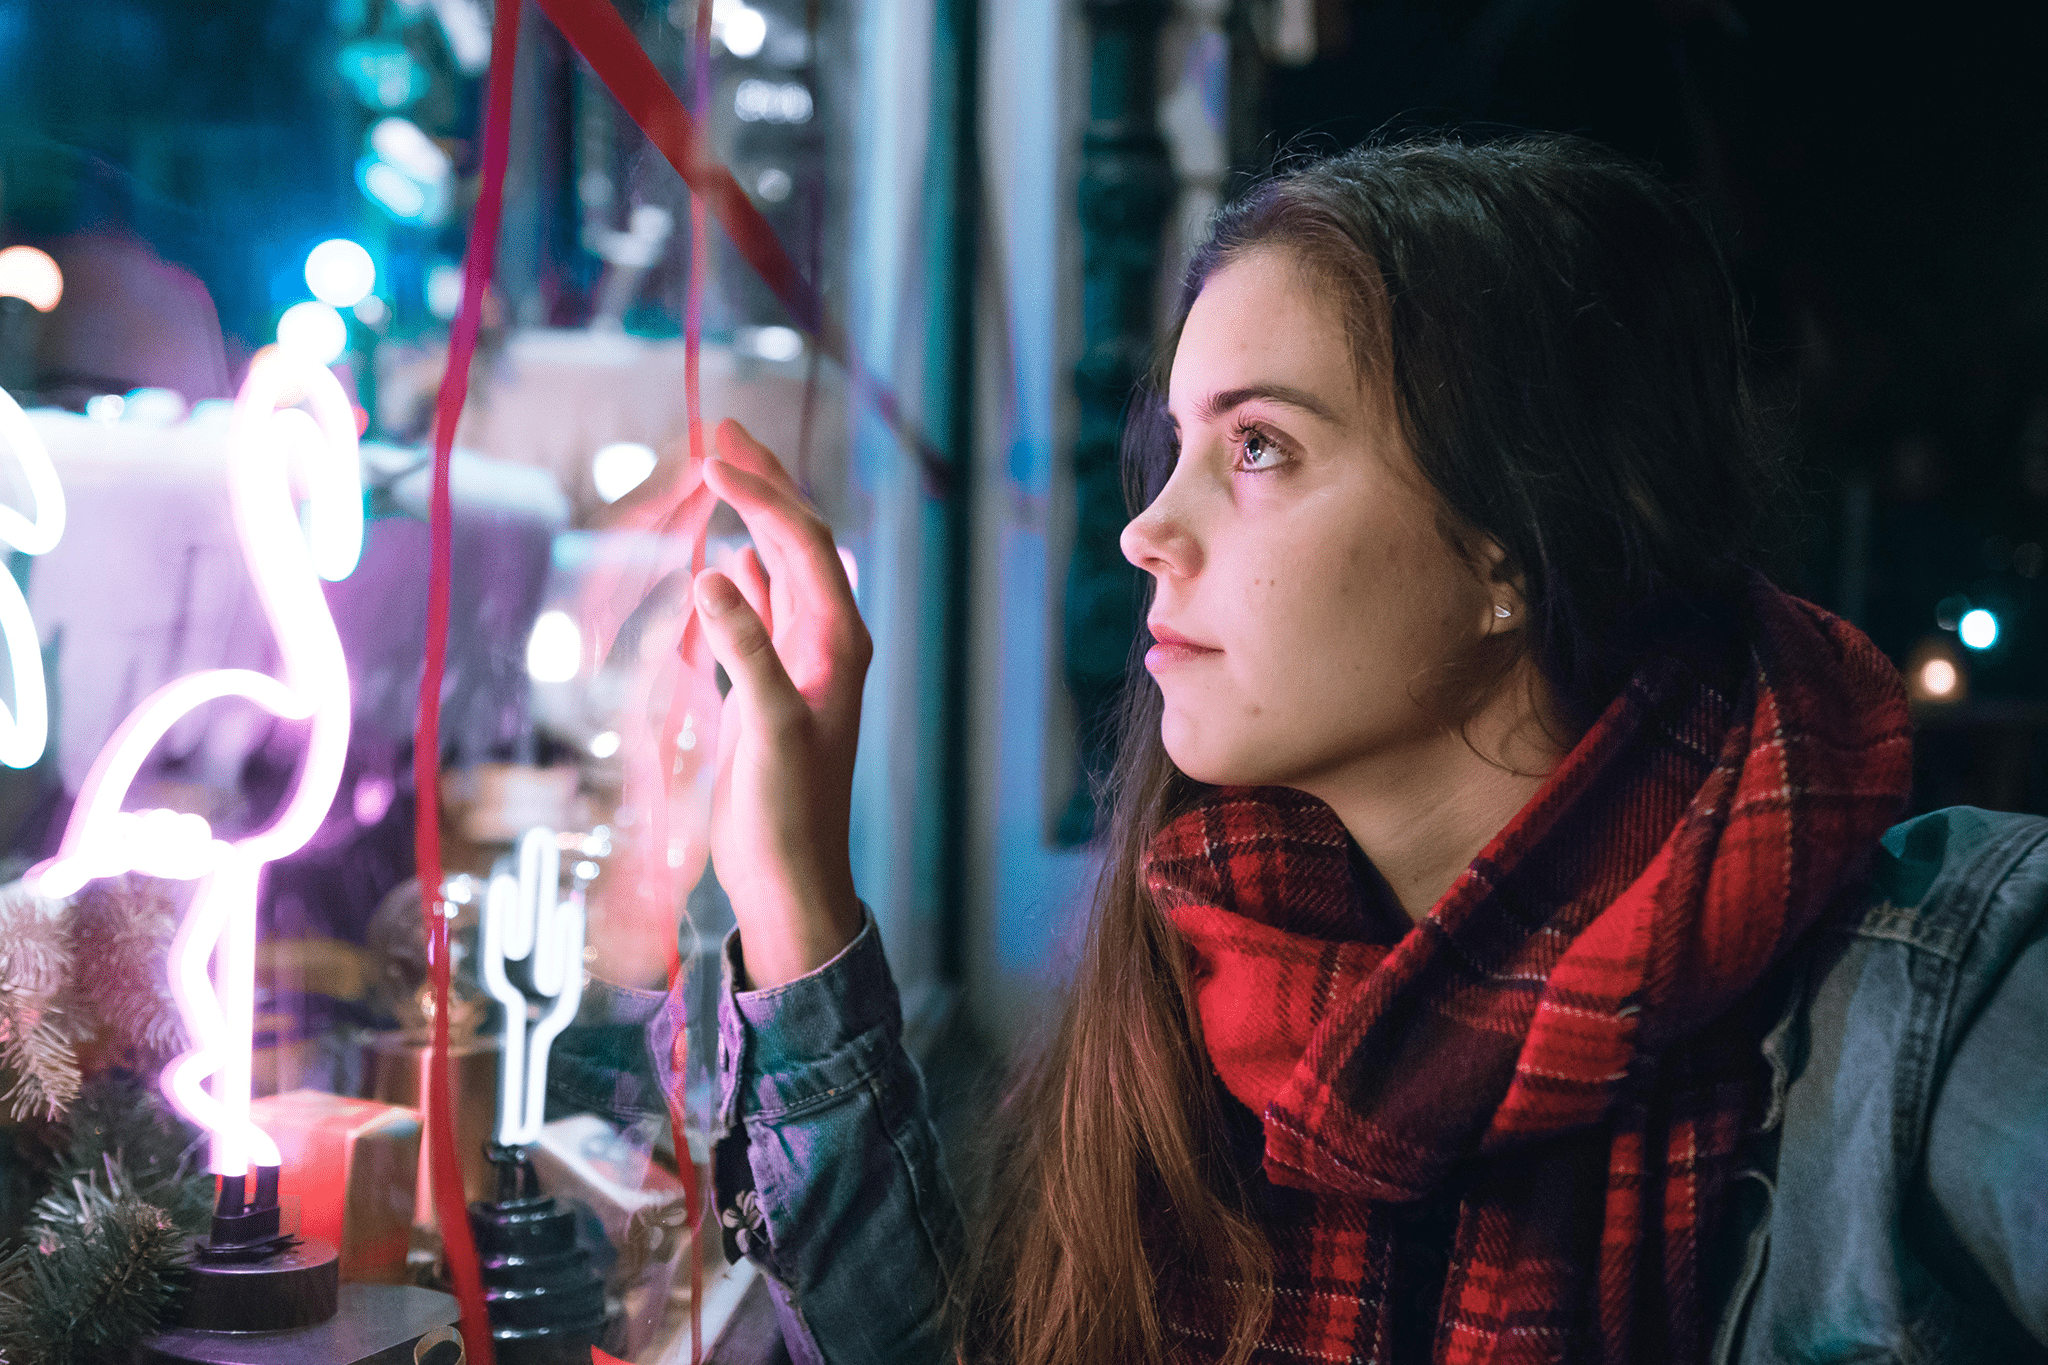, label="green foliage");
[34,1072,211,1239]
[0,1185,186,1365]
